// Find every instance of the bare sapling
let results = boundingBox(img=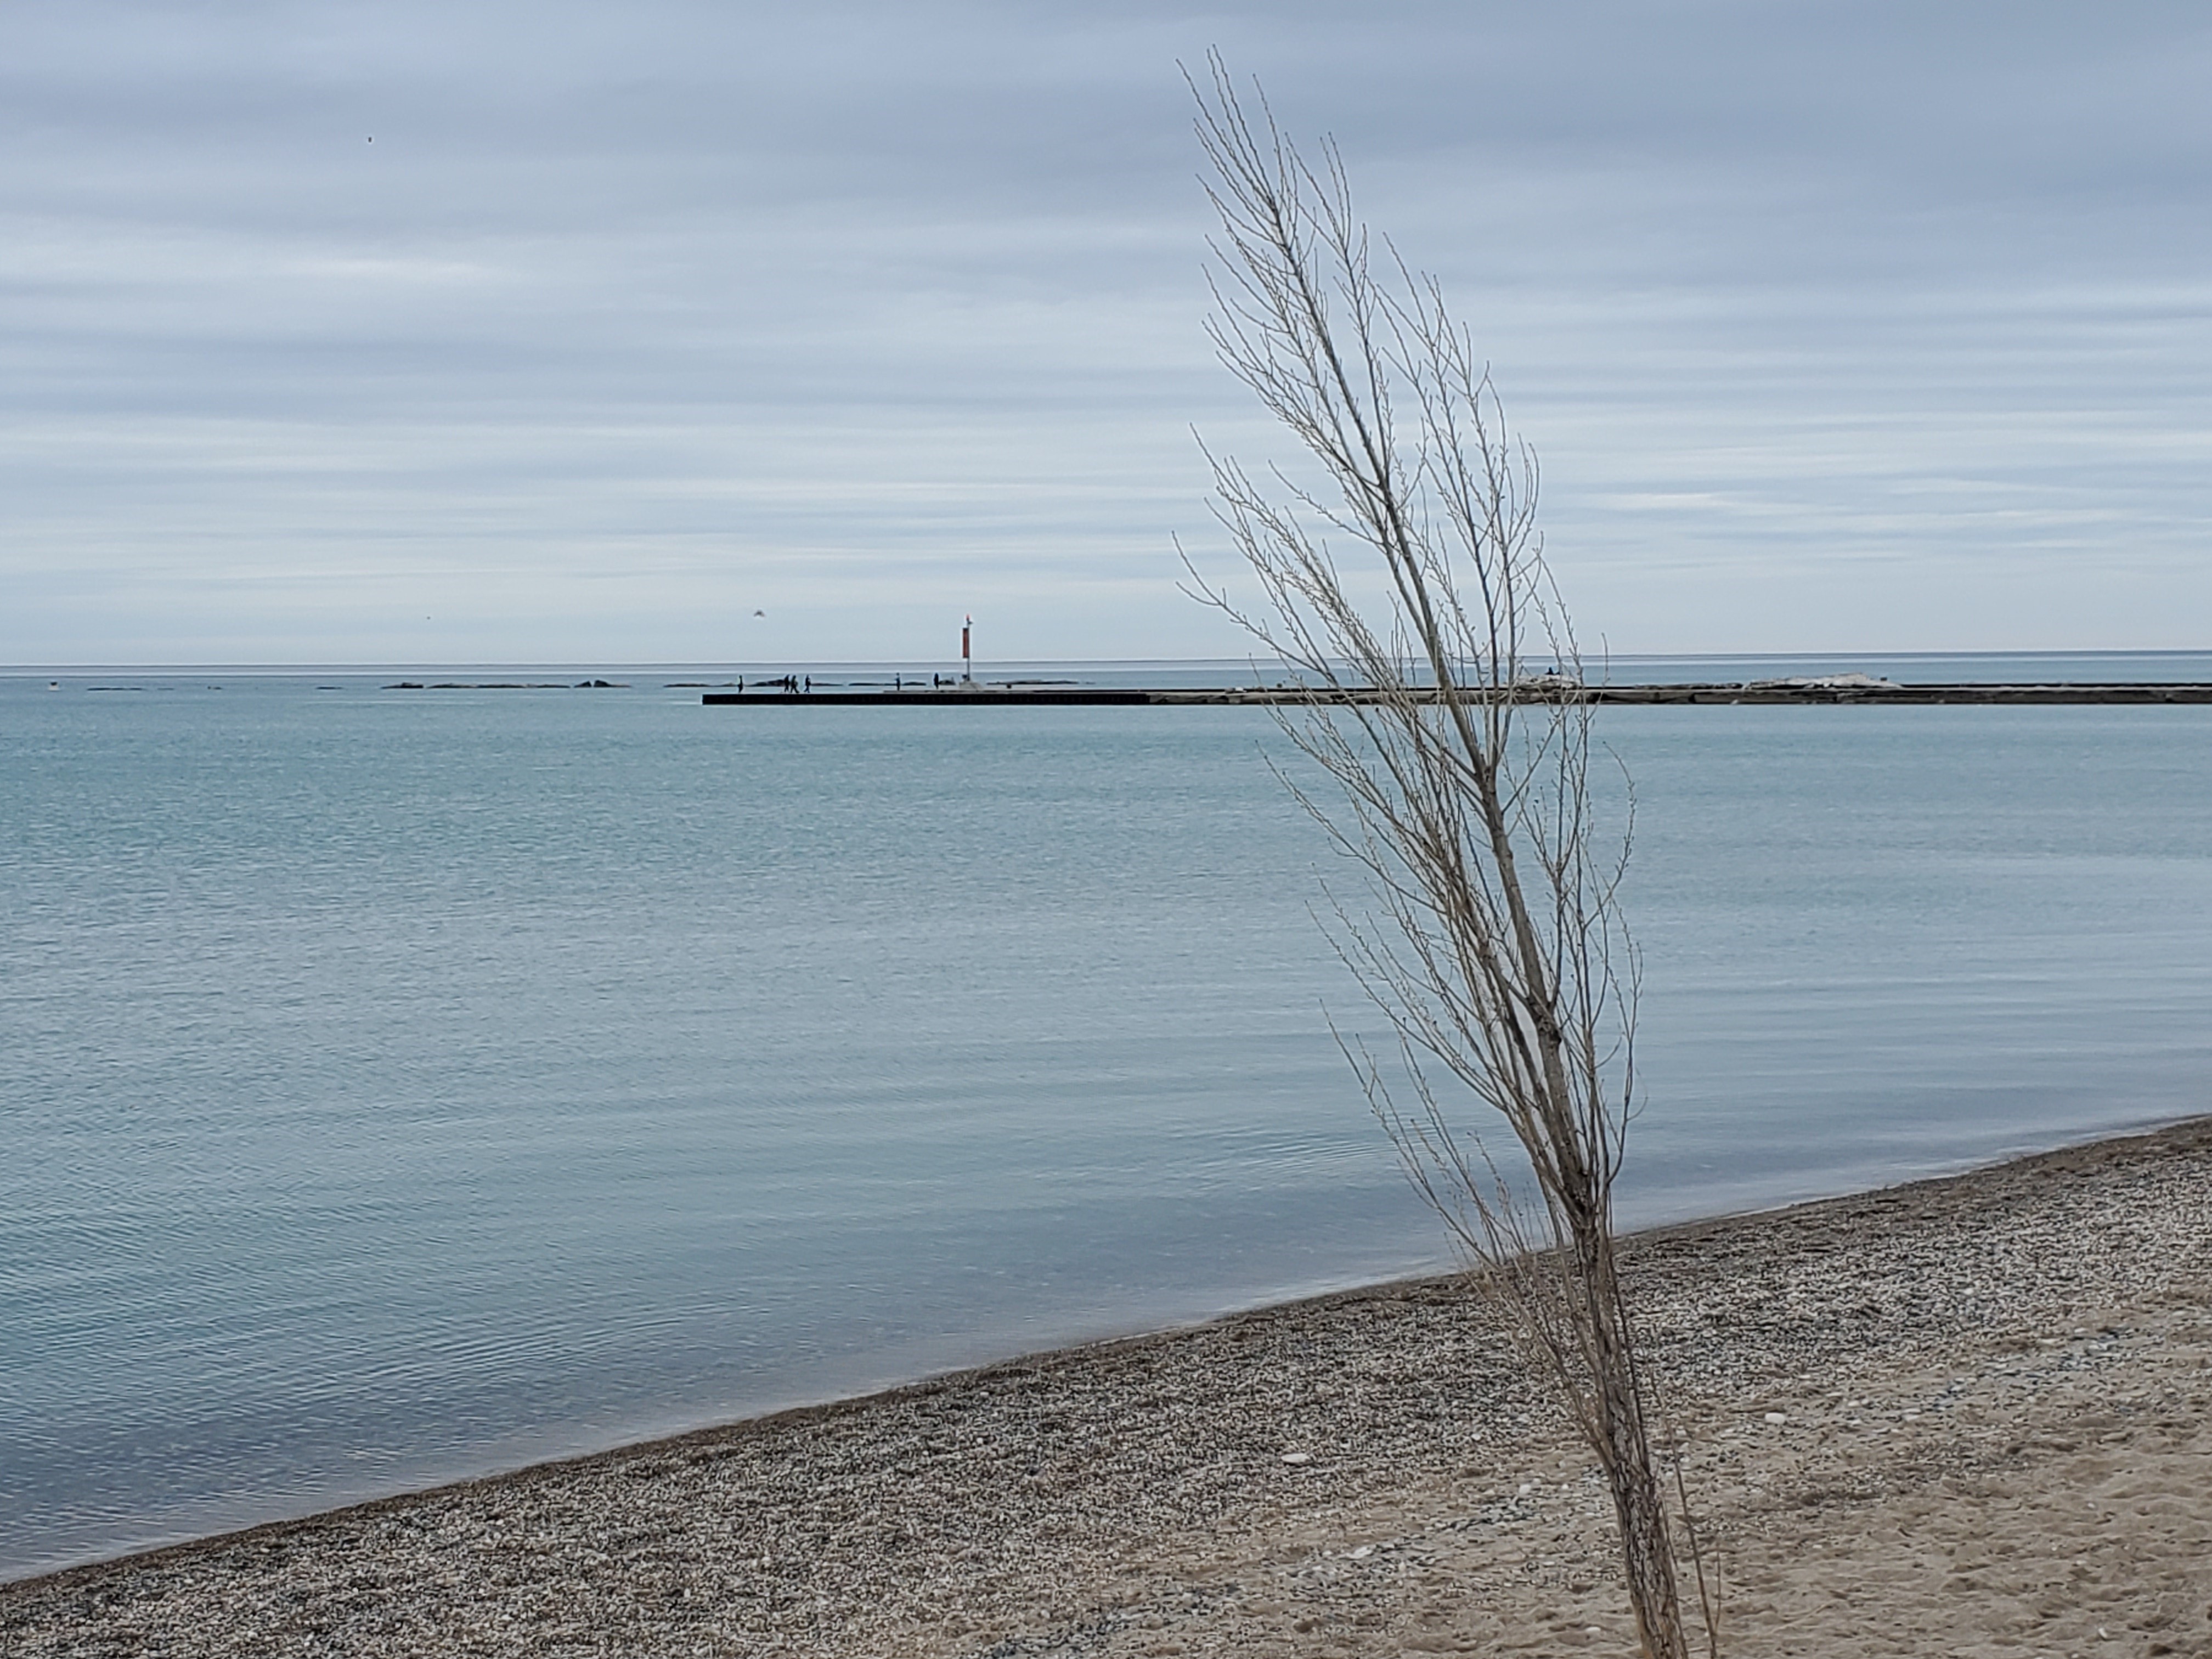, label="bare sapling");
[1183,57,1714,1659]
